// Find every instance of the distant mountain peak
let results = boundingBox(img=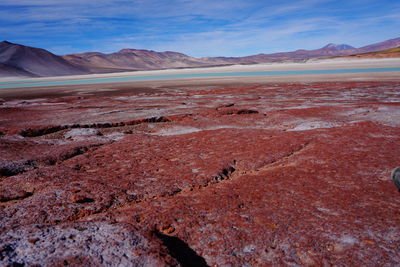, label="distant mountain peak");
[118,48,136,53]
[0,40,13,46]
[0,40,88,77]
[322,43,355,50]
[117,48,153,53]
